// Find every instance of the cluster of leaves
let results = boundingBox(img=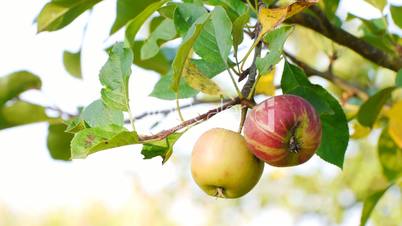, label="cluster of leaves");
[351,70,402,226]
[43,0,337,166]
[61,43,183,162]
[321,1,402,221]
[1,0,402,225]
[345,5,402,57]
